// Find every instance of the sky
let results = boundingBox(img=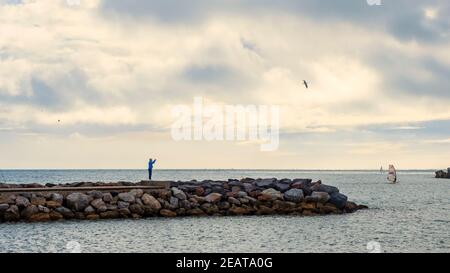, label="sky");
[0,0,450,169]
